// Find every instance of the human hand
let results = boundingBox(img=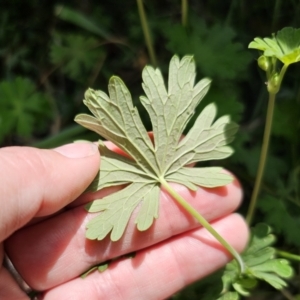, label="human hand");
[1,142,248,300]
